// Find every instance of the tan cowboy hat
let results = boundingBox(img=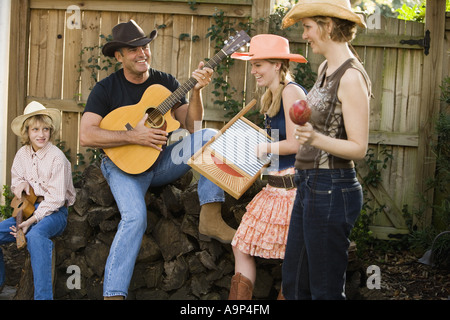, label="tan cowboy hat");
[102,20,158,57]
[282,0,366,29]
[231,34,307,63]
[11,101,61,137]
